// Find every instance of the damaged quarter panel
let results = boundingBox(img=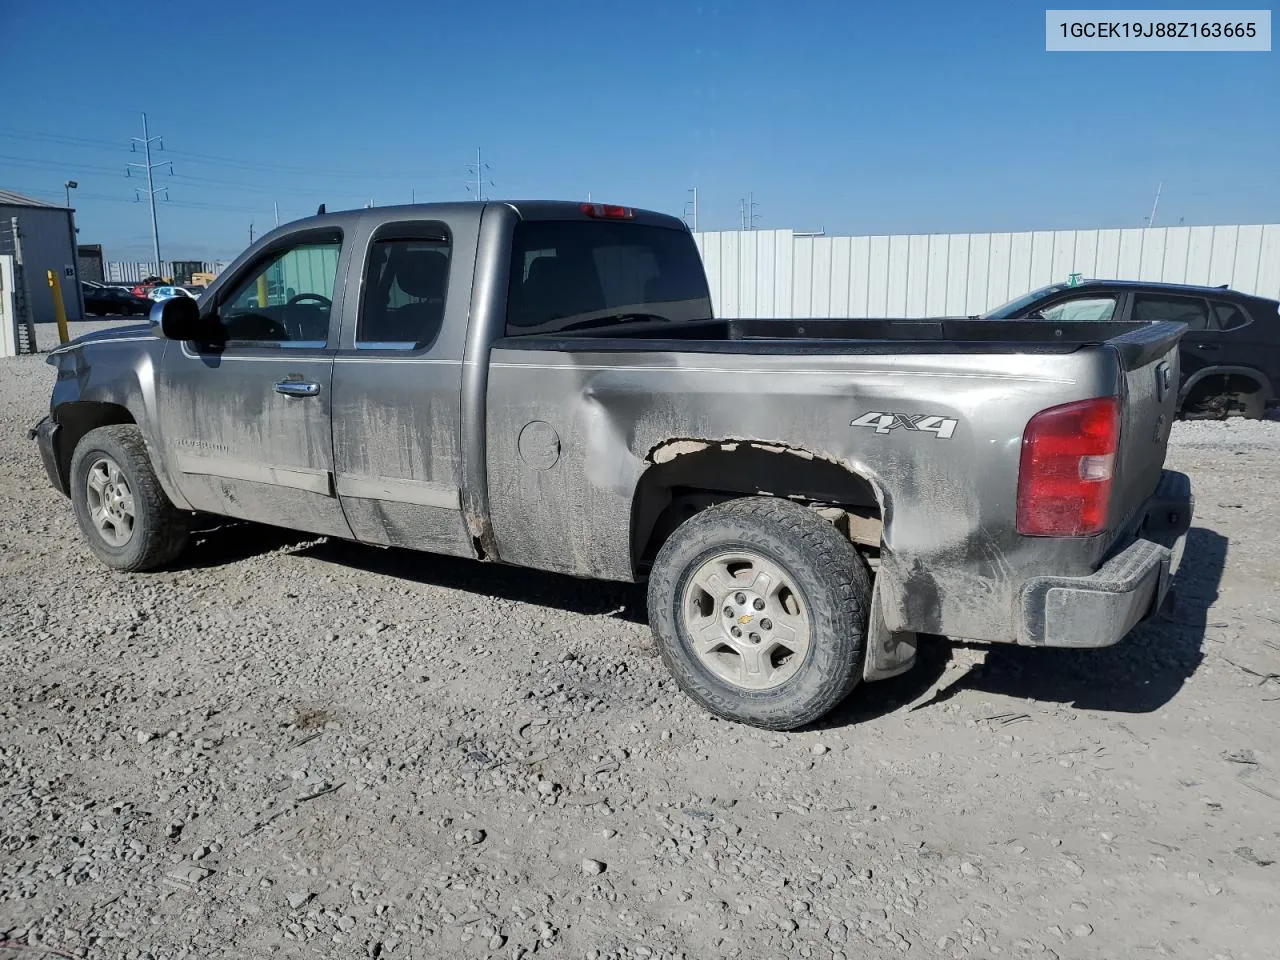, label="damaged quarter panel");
[484,342,1119,643]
